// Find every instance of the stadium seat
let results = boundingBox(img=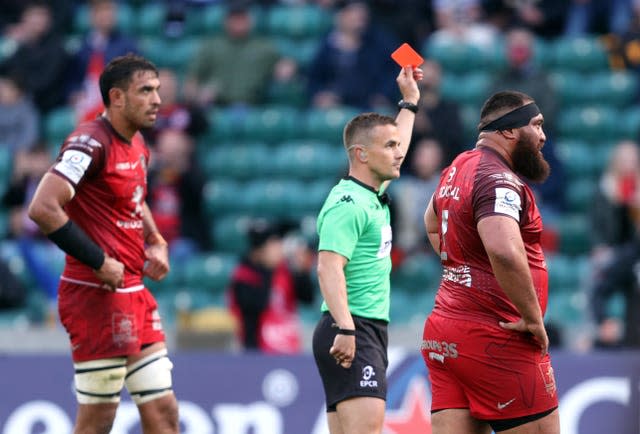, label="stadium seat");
[304,106,360,144]
[182,253,237,294]
[201,142,271,180]
[423,40,489,74]
[242,179,303,218]
[73,3,135,35]
[440,72,492,106]
[241,105,302,143]
[274,37,321,71]
[266,78,307,107]
[210,214,252,254]
[555,139,607,179]
[184,3,225,36]
[290,180,335,217]
[551,36,609,72]
[138,36,198,73]
[554,213,591,255]
[546,291,585,327]
[566,178,597,213]
[205,107,246,143]
[557,106,620,142]
[272,141,346,179]
[392,254,441,294]
[266,5,332,39]
[589,71,638,107]
[549,70,594,107]
[44,106,76,146]
[547,254,580,291]
[620,105,640,139]
[202,179,248,217]
[460,104,481,143]
[136,3,166,36]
